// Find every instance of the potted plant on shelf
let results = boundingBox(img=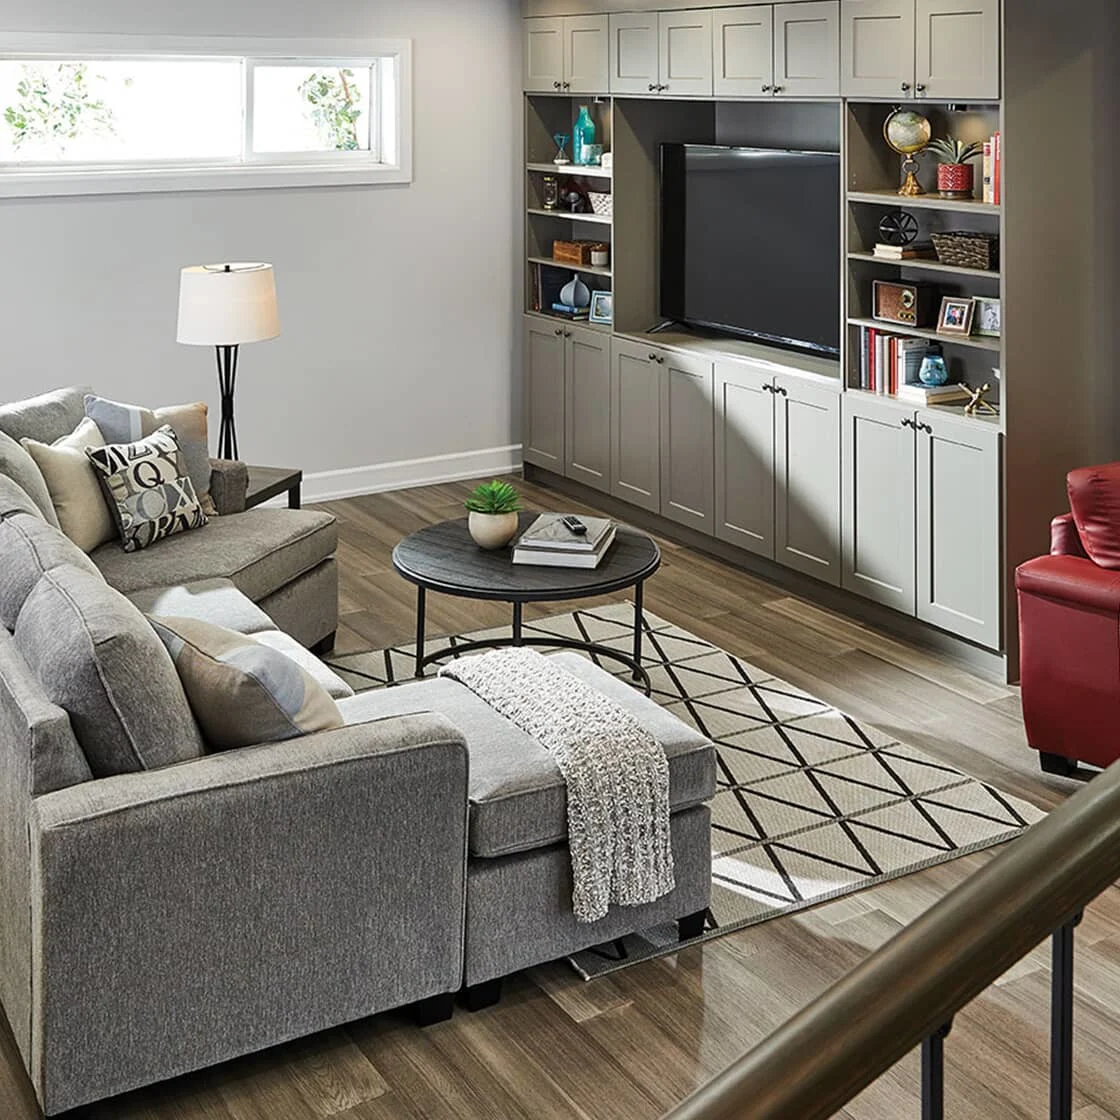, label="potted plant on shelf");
[927,138,984,199]
[465,479,522,550]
